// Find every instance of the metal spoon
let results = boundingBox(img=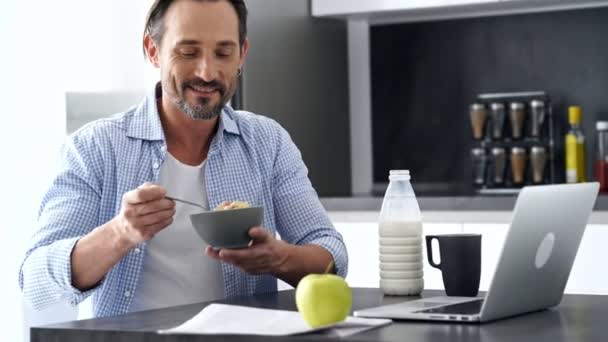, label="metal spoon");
[166,196,208,211]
